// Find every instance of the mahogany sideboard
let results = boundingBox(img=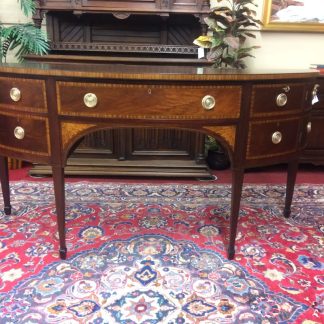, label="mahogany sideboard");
[0,63,319,260]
